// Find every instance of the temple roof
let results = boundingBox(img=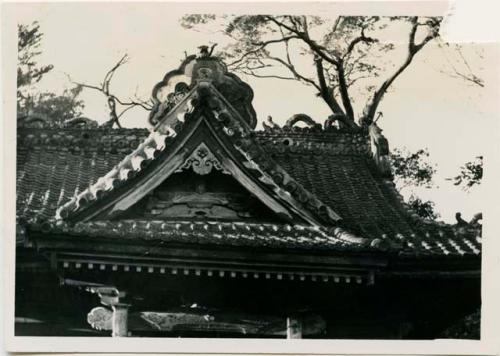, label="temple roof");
[16,125,481,257]
[15,52,481,258]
